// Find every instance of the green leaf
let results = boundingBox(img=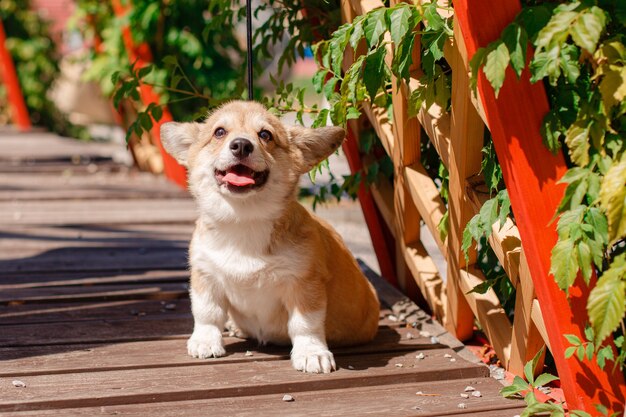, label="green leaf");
[502,23,527,78]
[559,44,580,84]
[437,209,449,242]
[483,42,510,97]
[363,8,386,48]
[599,154,626,244]
[565,346,577,358]
[162,55,178,67]
[565,333,582,345]
[587,255,626,345]
[524,348,541,384]
[596,345,614,369]
[323,77,339,101]
[389,5,412,46]
[151,105,163,122]
[530,46,562,85]
[571,411,593,417]
[598,66,626,111]
[349,15,365,50]
[137,65,152,79]
[550,238,579,290]
[312,70,329,94]
[479,197,498,238]
[393,34,416,83]
[364,47,387,101]
[570,6,606,54]
[541,110,563,153]
[346,107,361,120]
[423,2,445,32]
[533,373,559,388]
[535,10,577,53]
[469,47,488,92]
[575,240,592,283]
[565,121,591,167]
[500,376,529,398]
